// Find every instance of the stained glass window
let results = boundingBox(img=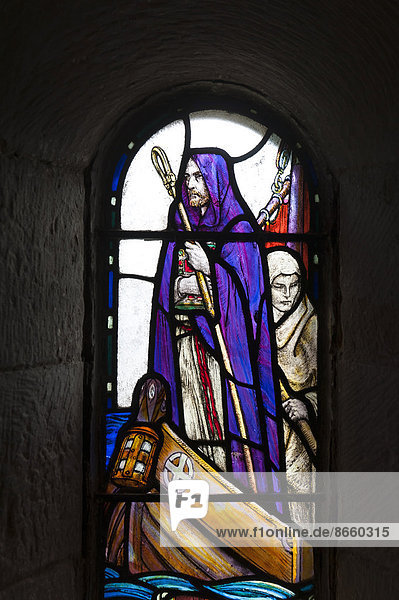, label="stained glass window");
[98,104,320,600]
